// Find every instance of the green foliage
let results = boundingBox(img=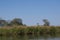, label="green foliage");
[10,18,23,25]
[0,26,60,36]
[43,19,50,26]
